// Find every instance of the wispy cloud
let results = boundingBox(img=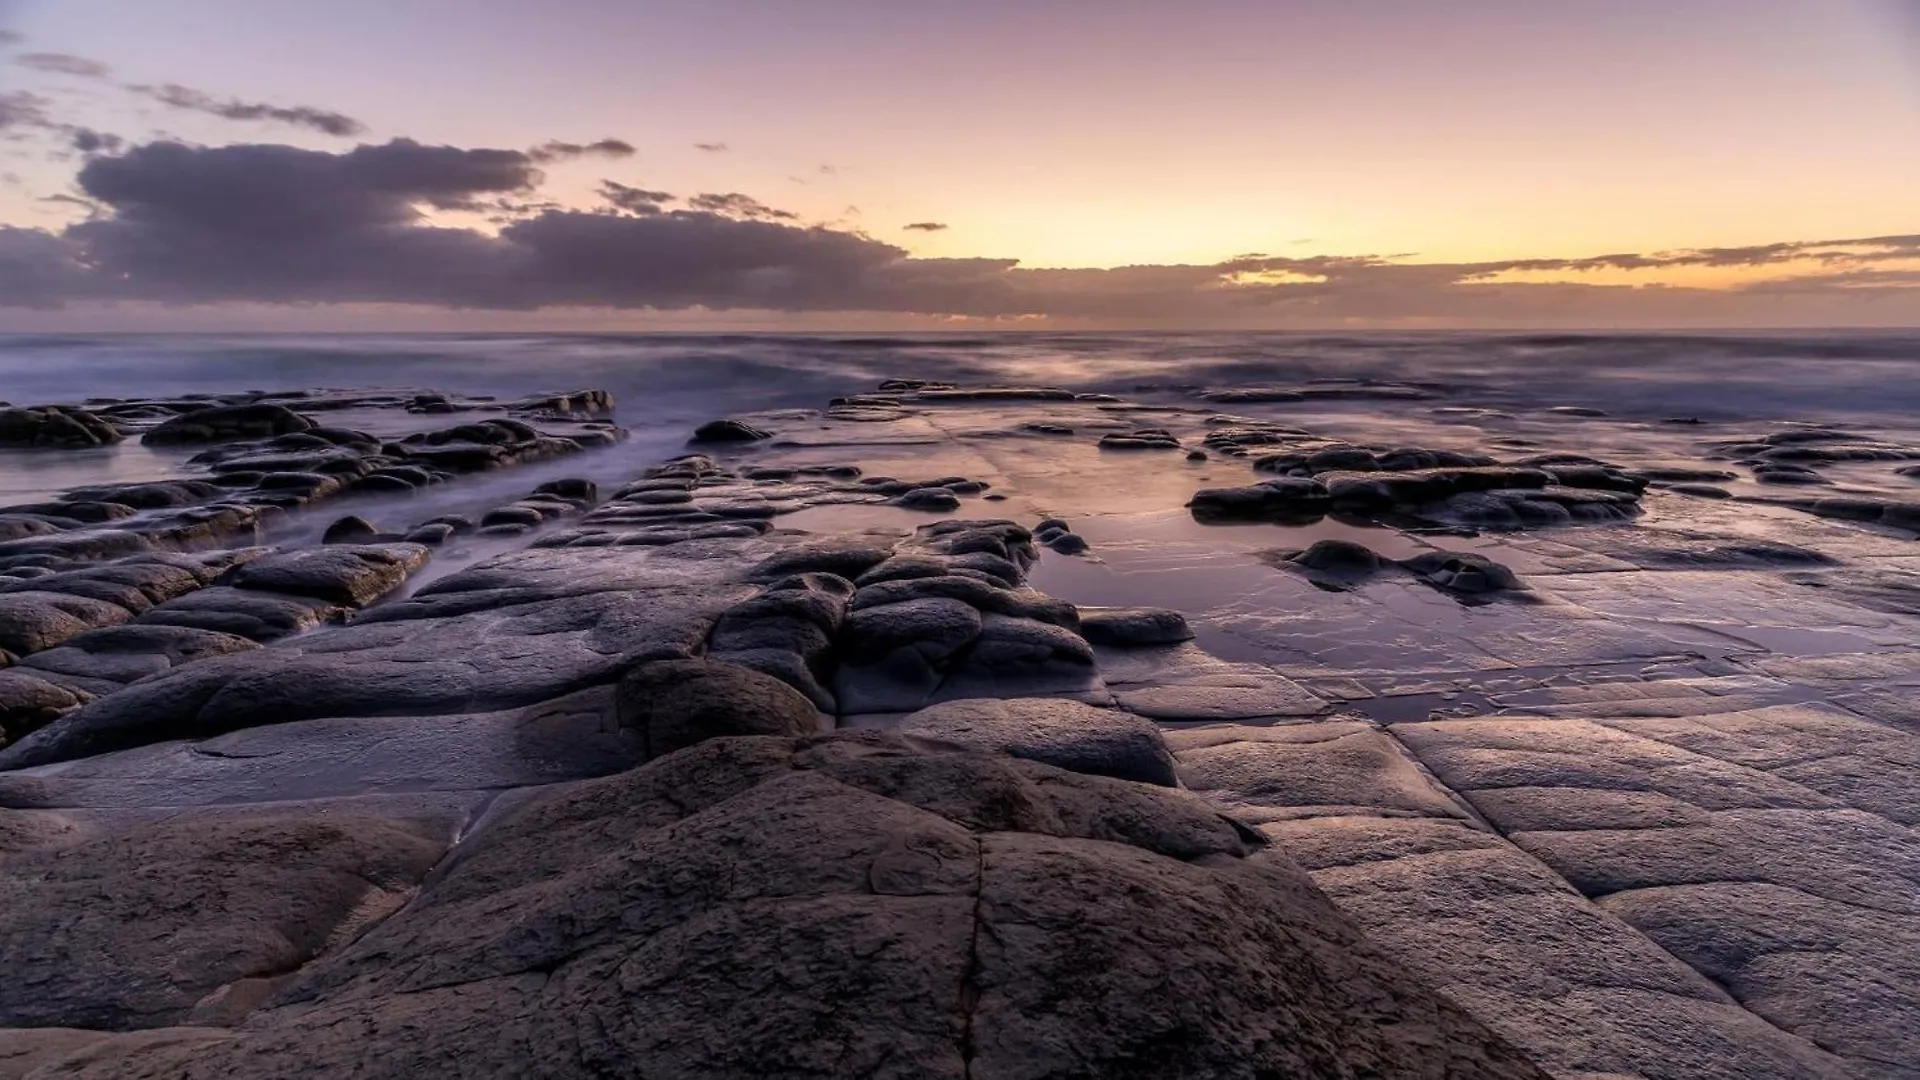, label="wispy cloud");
[598,180,675,215]
[15,52,111,78]
[904,222,948,232]
[0,29,25,47]
[0,91,50,131]
[686,192,798,220]
[527,138,635,163]
[128,83,365,137]
[694,142,729,153]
